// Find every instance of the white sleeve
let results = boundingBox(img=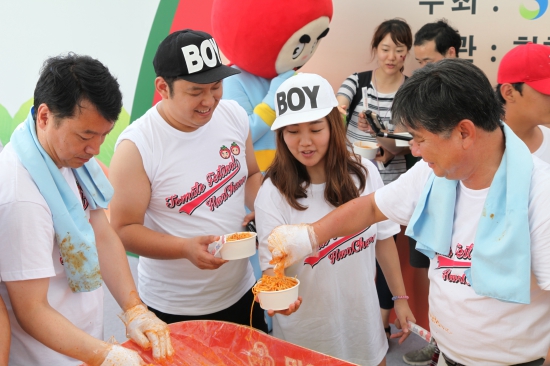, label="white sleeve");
[0,201,56,281]
[254,182,289,272]
[375,160,432,227]
[363,160,400,240]
[528,164,550,290]
[219,100,250,144]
